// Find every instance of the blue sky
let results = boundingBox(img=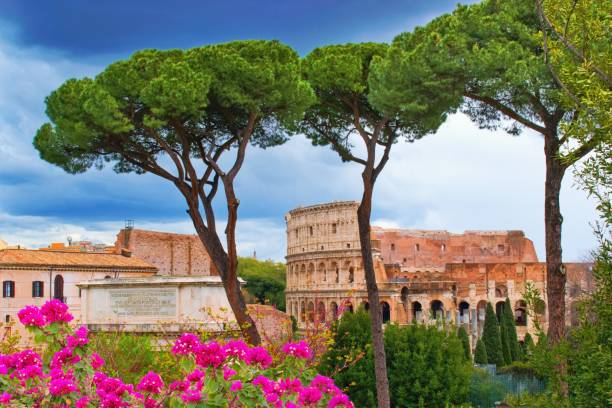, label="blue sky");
[0,1,598,261]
